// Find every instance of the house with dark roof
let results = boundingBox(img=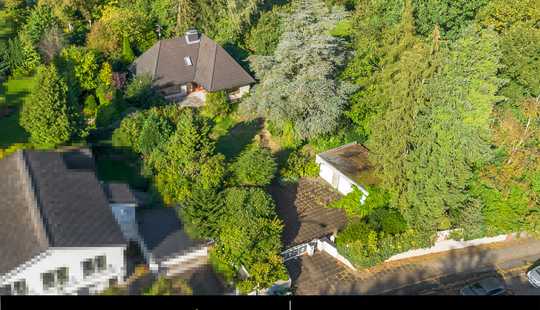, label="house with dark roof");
[131,29,256,103]
[269,178,355,277]
[0,149,218,295]
[0,150,127,295]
